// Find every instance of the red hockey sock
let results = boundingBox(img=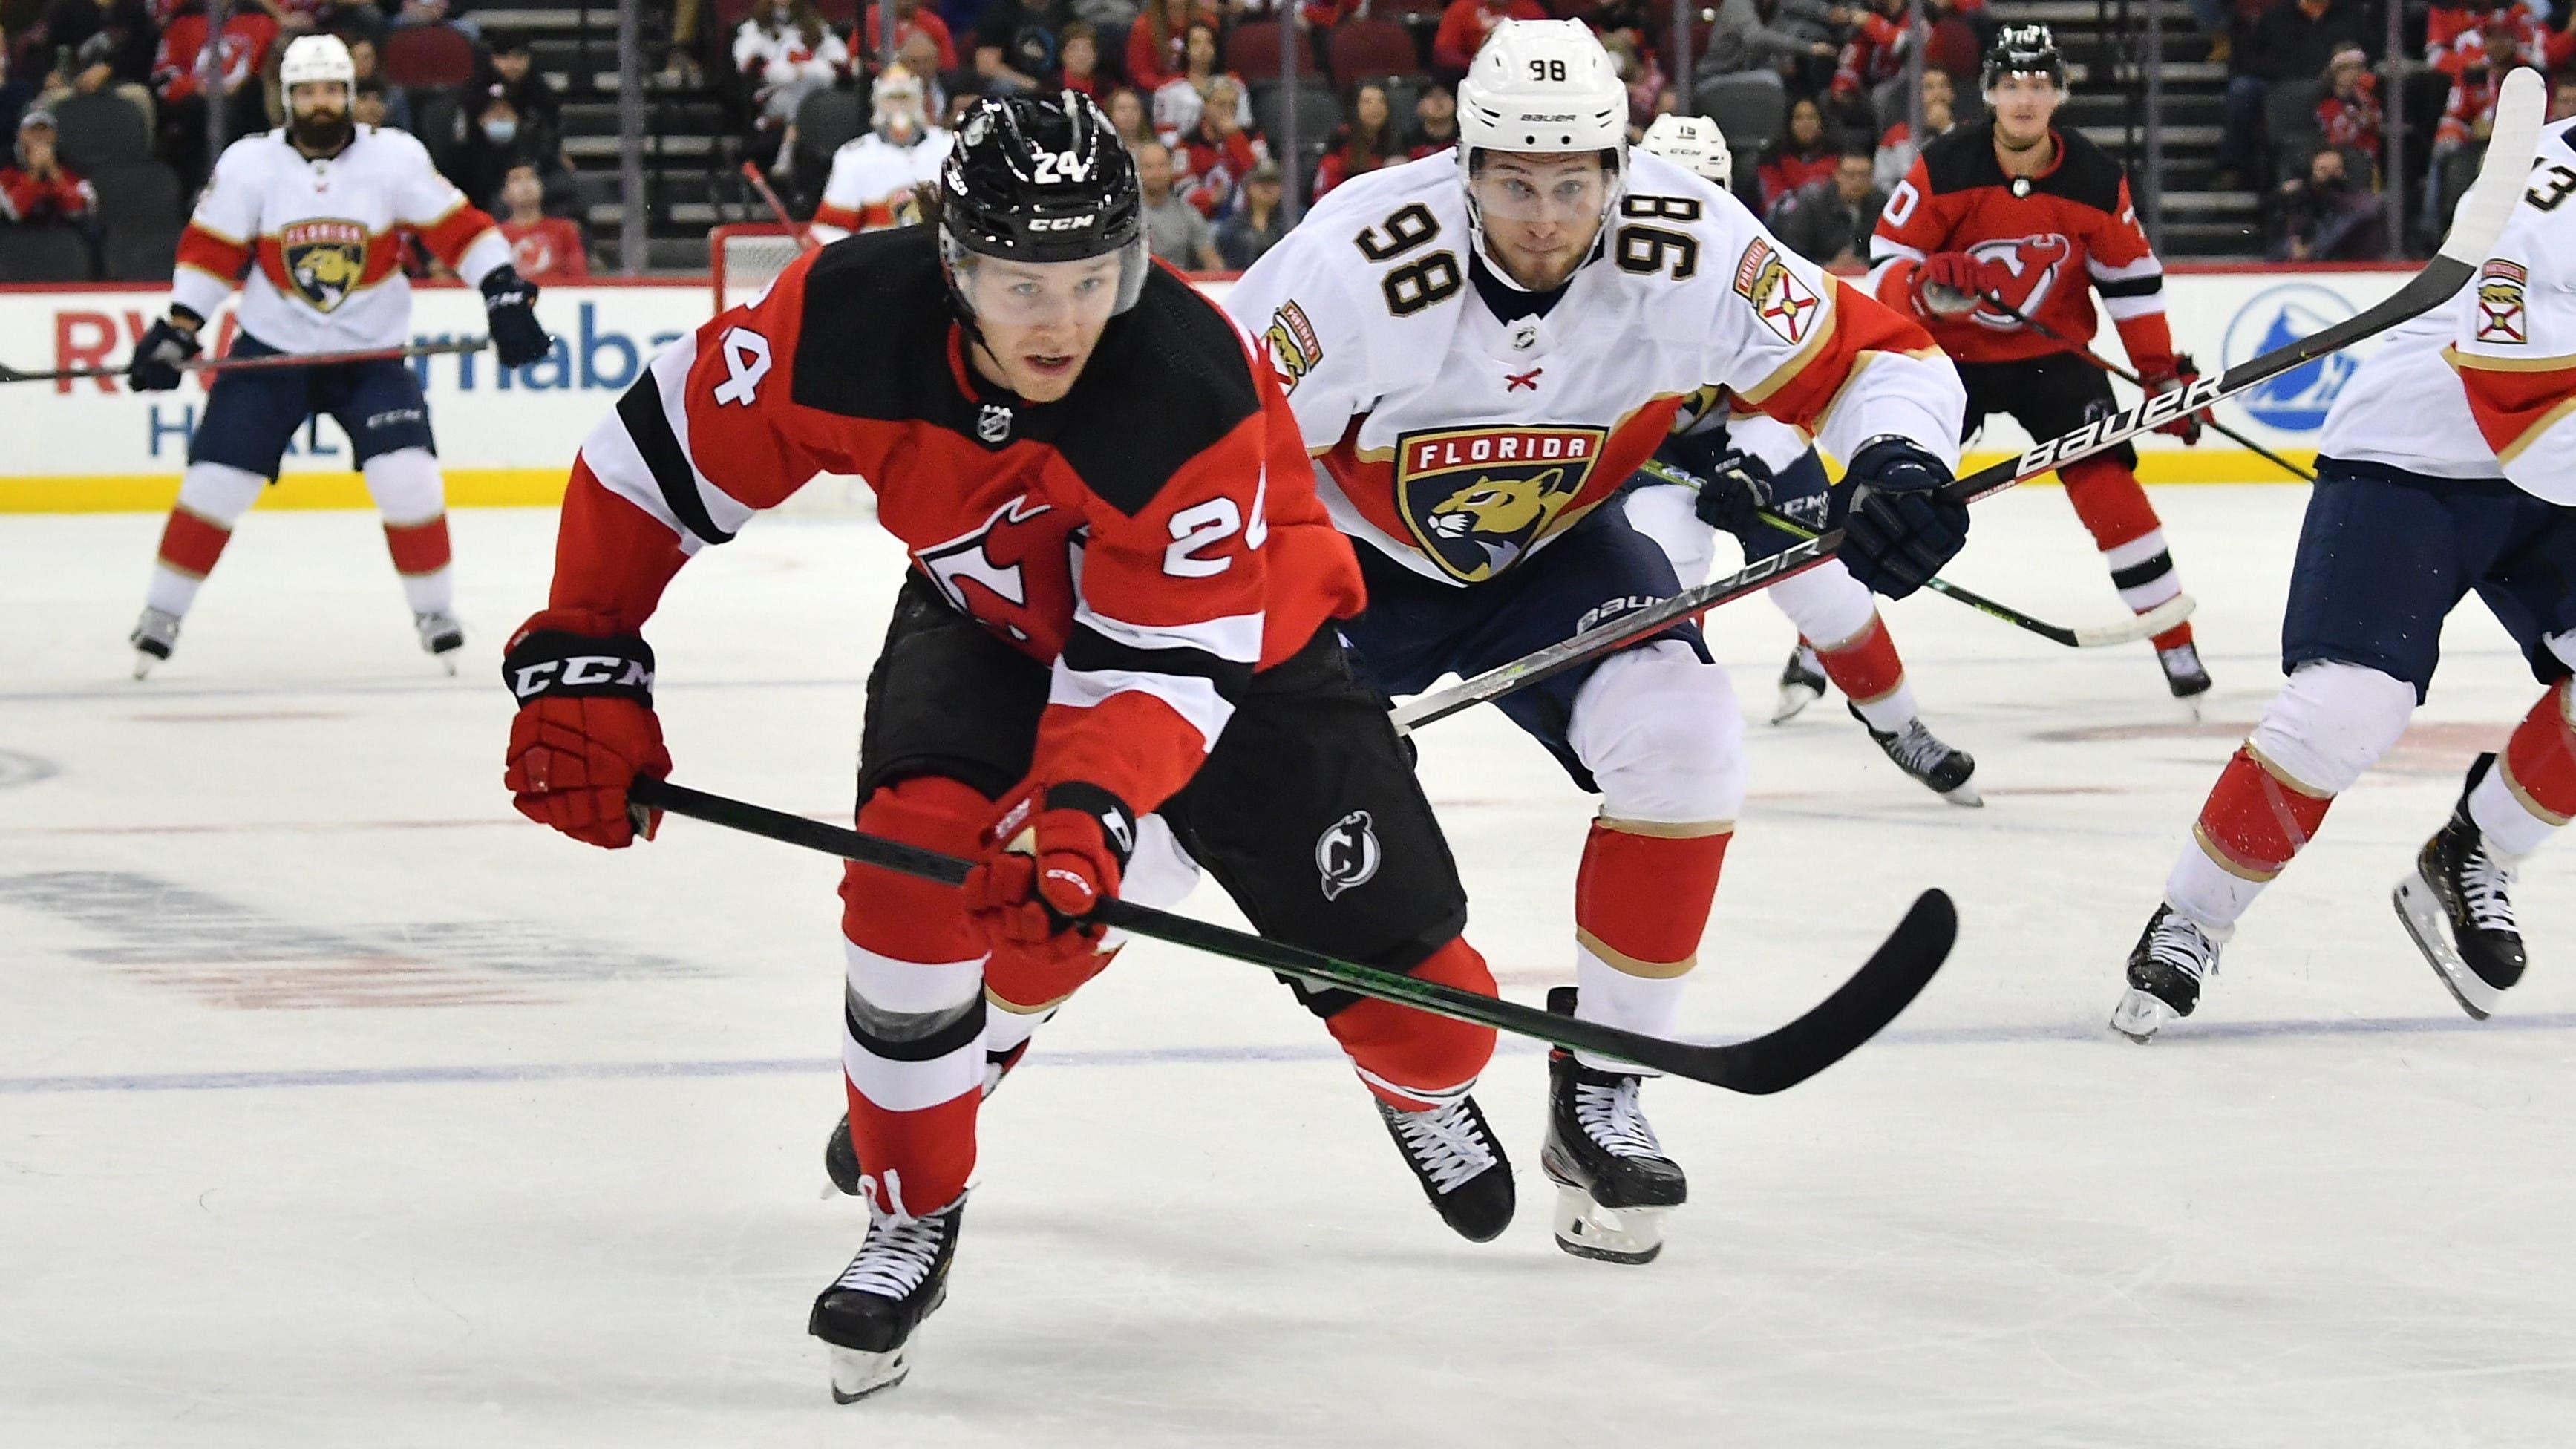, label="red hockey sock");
[2060,455,2194,650]
[154,506,232,579]
[382,514,452,576]
[2194,745,2335,880]
[2502,678,2576,825]
[843,1076,978,1218]
[1326,936,1497,1111]
[1810,612,1904,707]
[1574,818,1732,975]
